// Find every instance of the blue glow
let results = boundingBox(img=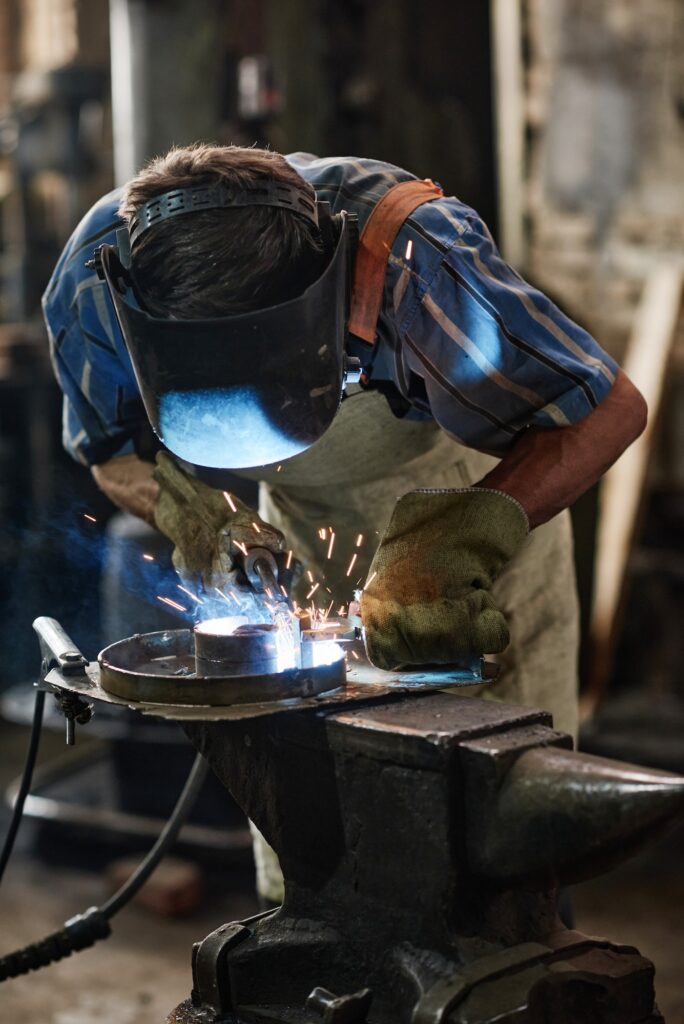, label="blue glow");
[159,387,311,468]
